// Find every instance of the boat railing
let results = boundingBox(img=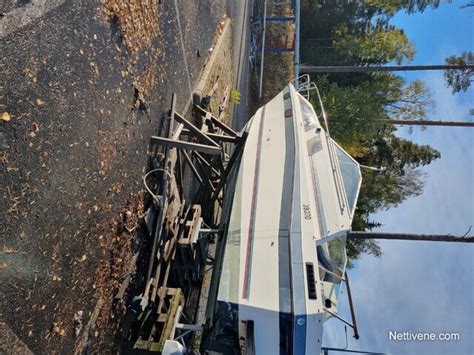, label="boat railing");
[293,74,318,99]
[297,76,349,213]
[321,270,360,340]
[293,74,329,131]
